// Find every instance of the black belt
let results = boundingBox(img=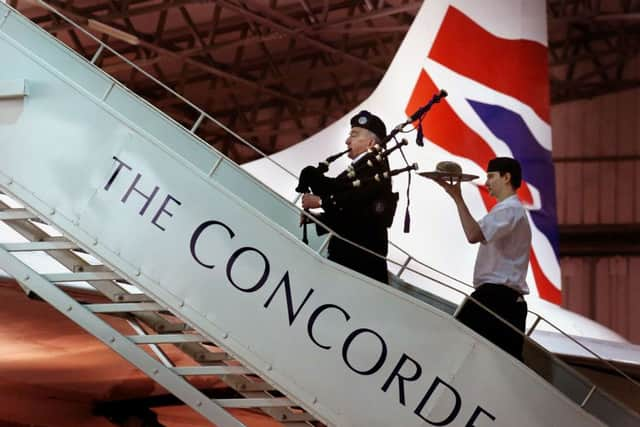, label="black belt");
[479,283,525,301]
